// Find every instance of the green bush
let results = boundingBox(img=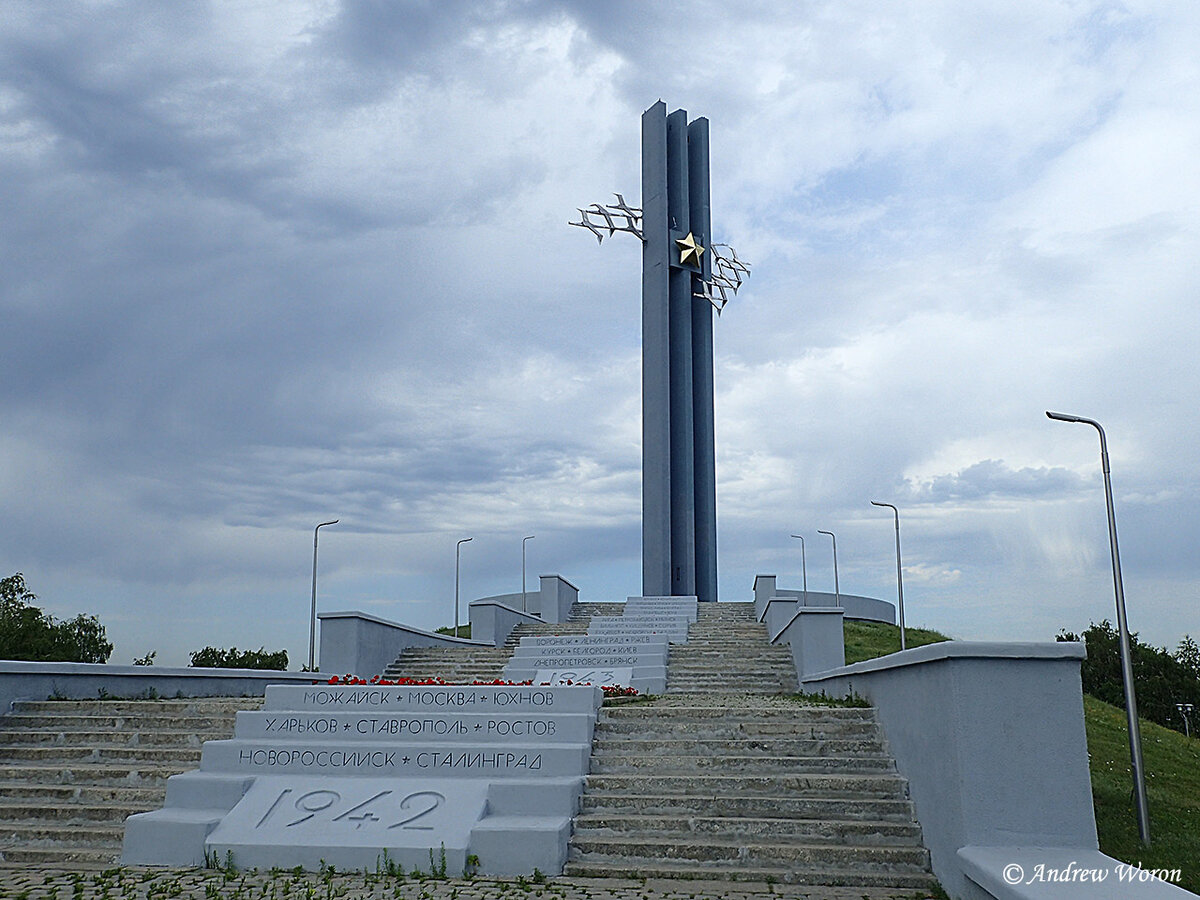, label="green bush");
[0,573,113,664]
[189,646,288,670]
